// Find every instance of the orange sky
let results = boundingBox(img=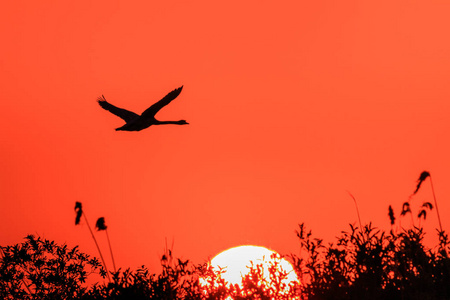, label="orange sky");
[1,1,450,272]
